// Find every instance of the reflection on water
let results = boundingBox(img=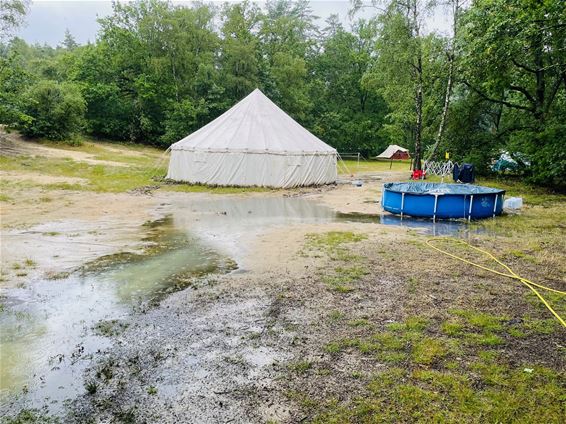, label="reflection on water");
[339,212,480,237]
[0,195,476,414]
[0,219,233,412]
[0,197,339,413]
[166,196,337,267]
